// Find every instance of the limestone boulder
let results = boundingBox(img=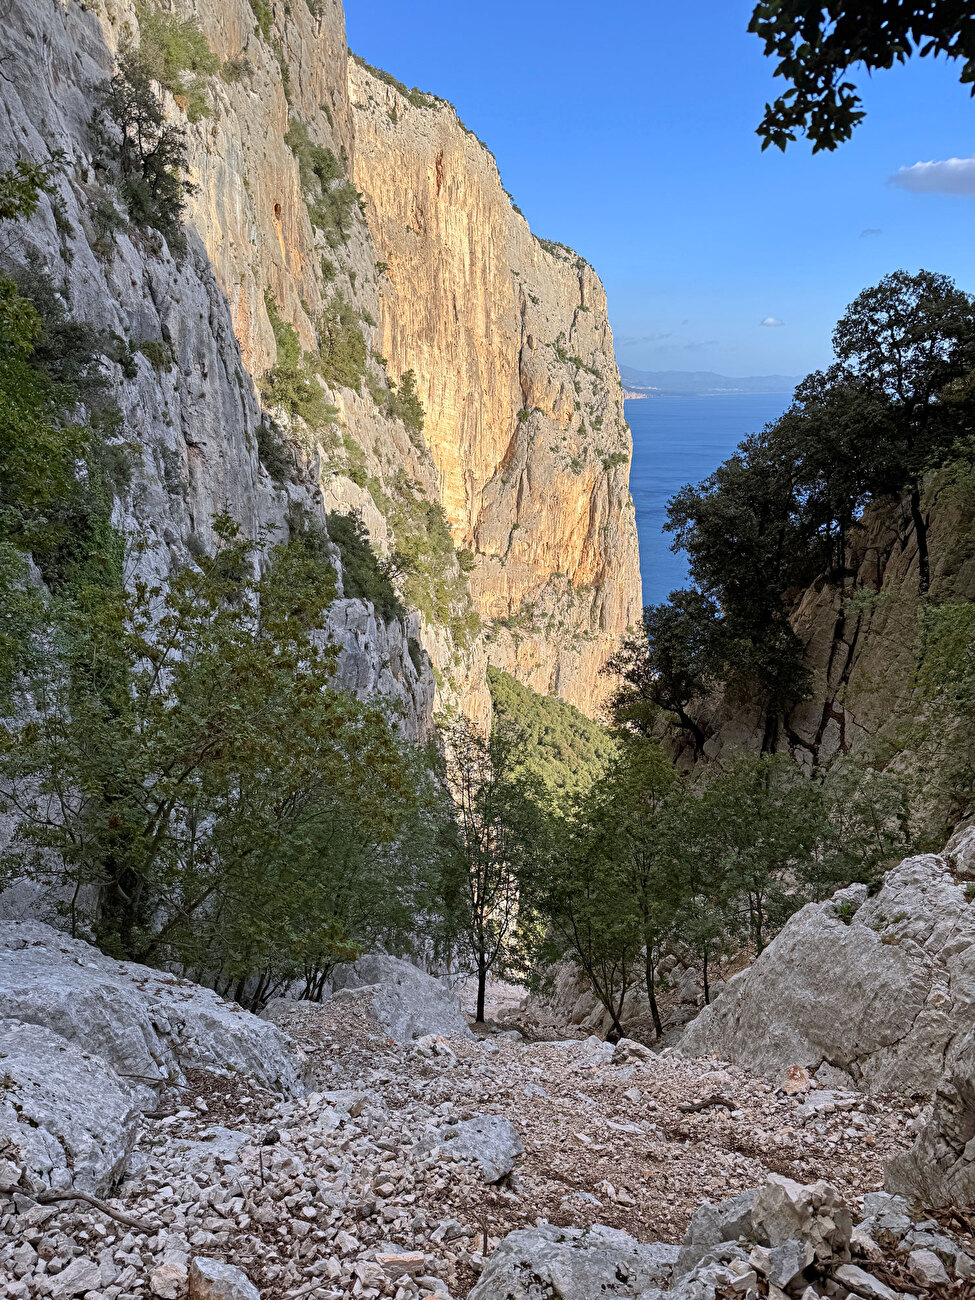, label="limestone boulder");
[751,1174,852,1260]
[0,1018,141,1193]
[676,1188,758,1273]
[0,921,309,1096]
[330,954,473,1041]
[415,1115,523,1183]
[681,853,975,1094]
[189,1257,260,1300]
[946,822,975,880]
[886,1027,975,1205]
[467,1223,680,1300]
